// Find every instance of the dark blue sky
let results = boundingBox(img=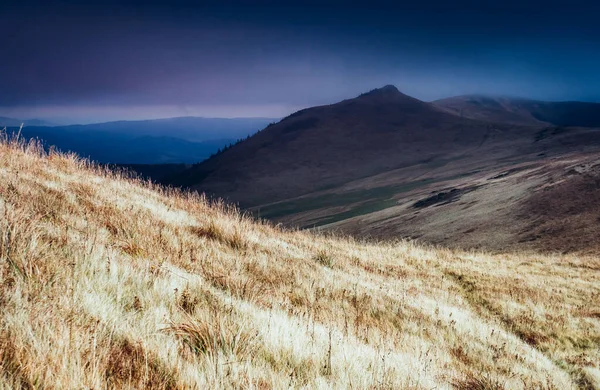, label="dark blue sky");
[2,0,600,122]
